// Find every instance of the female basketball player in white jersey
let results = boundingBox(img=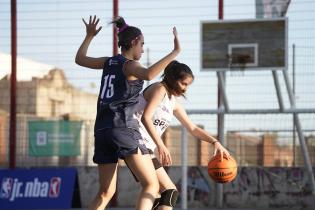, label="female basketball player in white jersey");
[76,16,180,210]
[134,61,231,210]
